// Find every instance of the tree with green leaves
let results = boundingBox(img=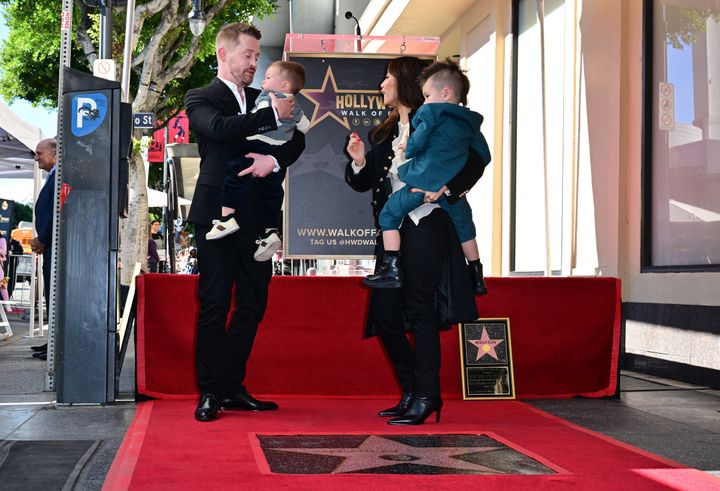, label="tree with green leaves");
[0,0,277,283]
[665,7,720,49]
[11,202,33,229]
